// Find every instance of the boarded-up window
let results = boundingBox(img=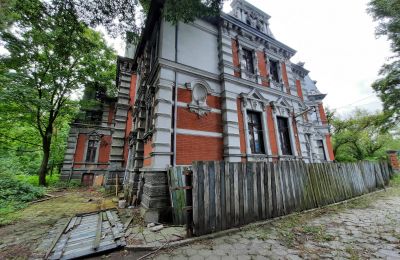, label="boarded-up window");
[247,111,265,154]
[277,116,292,155]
